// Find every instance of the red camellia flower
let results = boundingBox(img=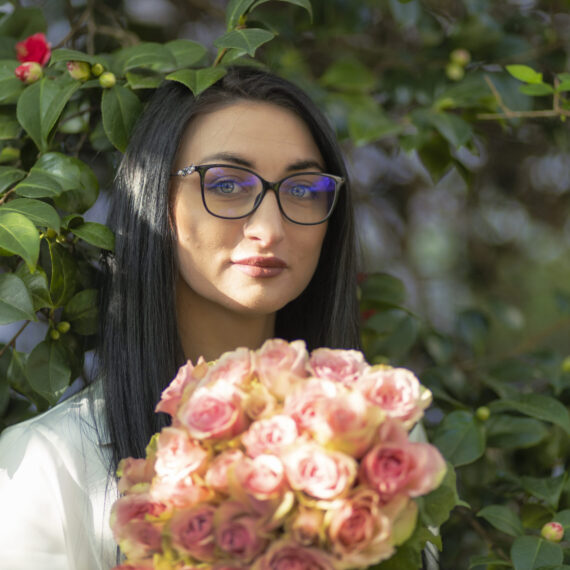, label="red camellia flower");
[14,62,43,84]
[15,32,51,66]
